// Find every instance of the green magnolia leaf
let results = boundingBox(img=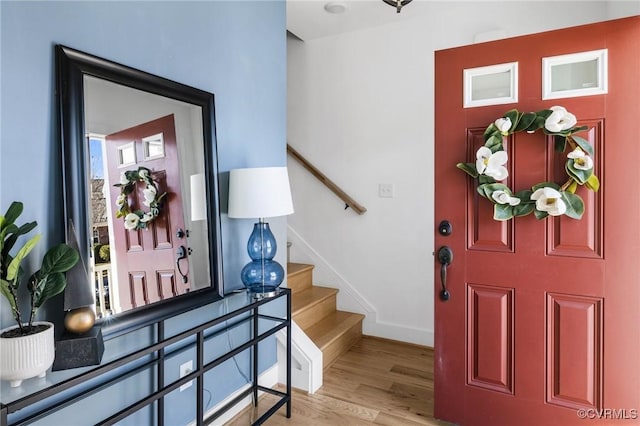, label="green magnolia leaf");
[566,160,592,185]
[514,189,533,203]
[571,135,594,157]
[494,203,514,221]
[534,209,549,220]
[485,134,504,153]
[477,175,496,185]
[536,109,554,120]
[532,182,561,191]
[561,191,585,220]
[478,183,510,200]
[568,125,589,136]
[6,234,41,281]
[477,184,490,199]
[514,112,536,132]
[39,244,79,276]
[526,115,546,132]
[567,180,578,194]
[483,124,499,141]
[513,203,535,217]
[554,135,567,152]
[504,109,521,131]
[586,174,600,191]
